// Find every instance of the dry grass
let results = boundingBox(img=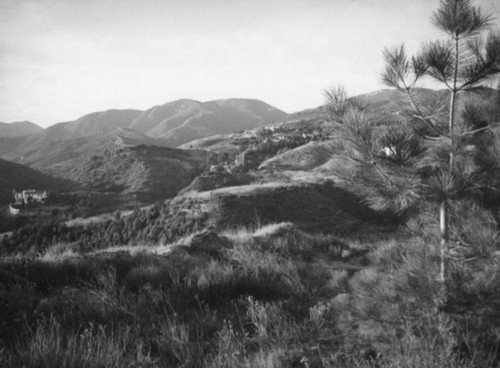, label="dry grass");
[2,213,500,368]
[4,317,149,368]
[186,181,292,200]
[222,222,294,243]
[39,242,79,261]
[63,213,116,227]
